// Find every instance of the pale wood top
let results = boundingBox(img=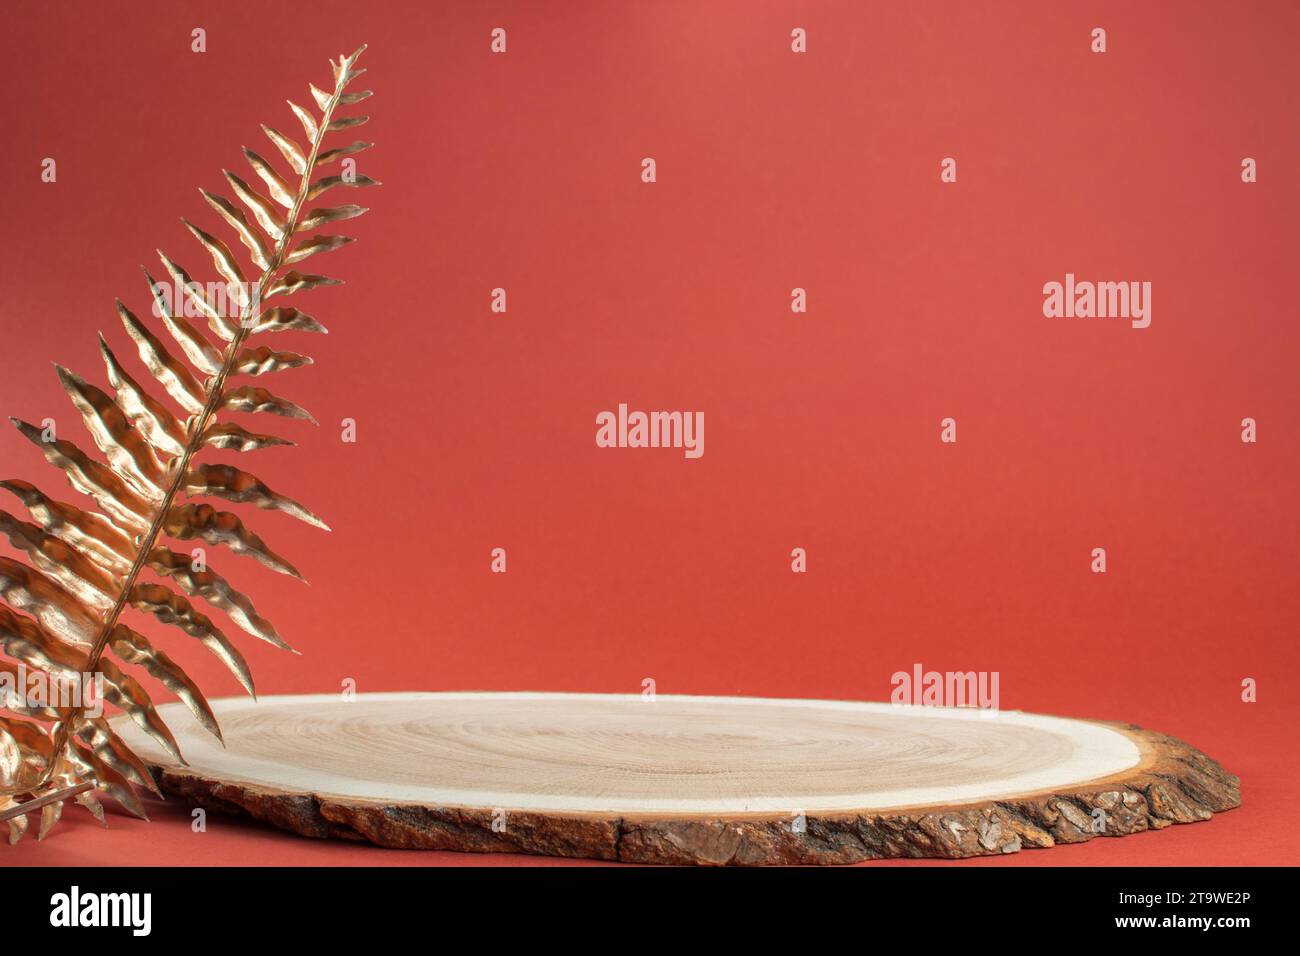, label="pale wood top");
[113,692,1143,814]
